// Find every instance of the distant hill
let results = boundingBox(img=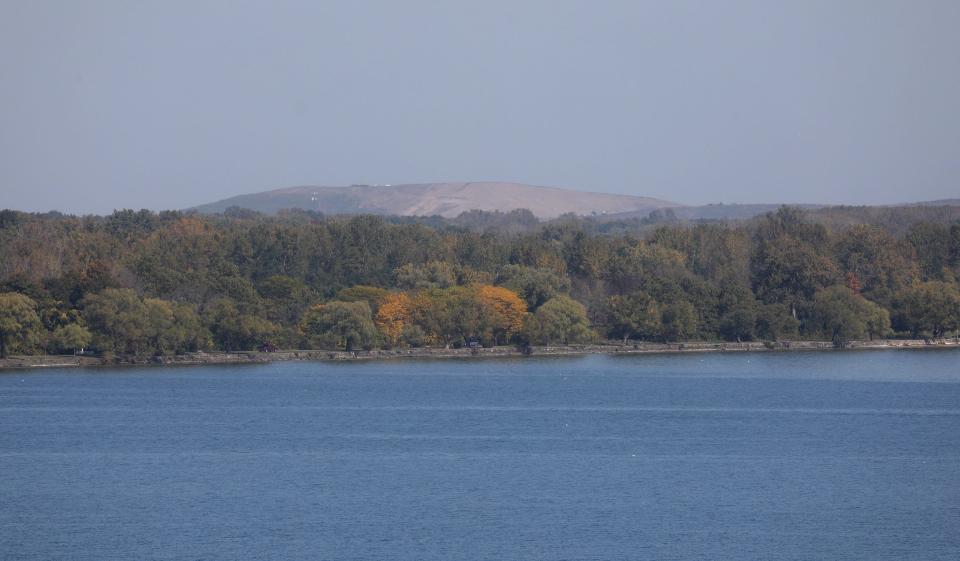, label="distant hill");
[902,198,960,207]
[188,182,960,222]
[190,182,679,219]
